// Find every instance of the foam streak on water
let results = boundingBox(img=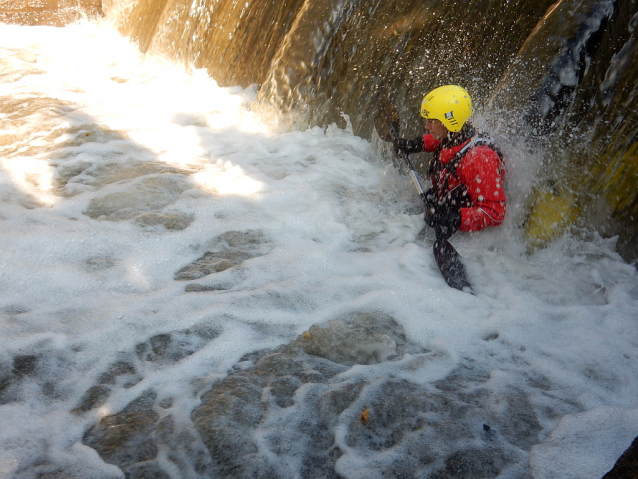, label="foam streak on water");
[0,21,637,479]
